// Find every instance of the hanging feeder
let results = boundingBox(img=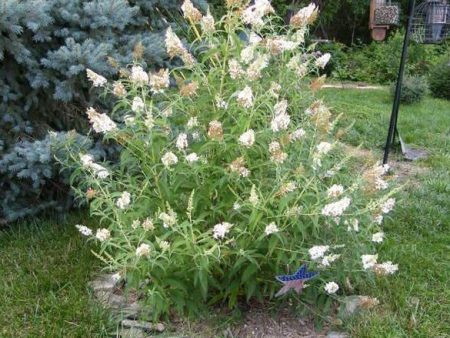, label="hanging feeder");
[411,0,450,43]
[370,0,401,41]
[375,1,401,25]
